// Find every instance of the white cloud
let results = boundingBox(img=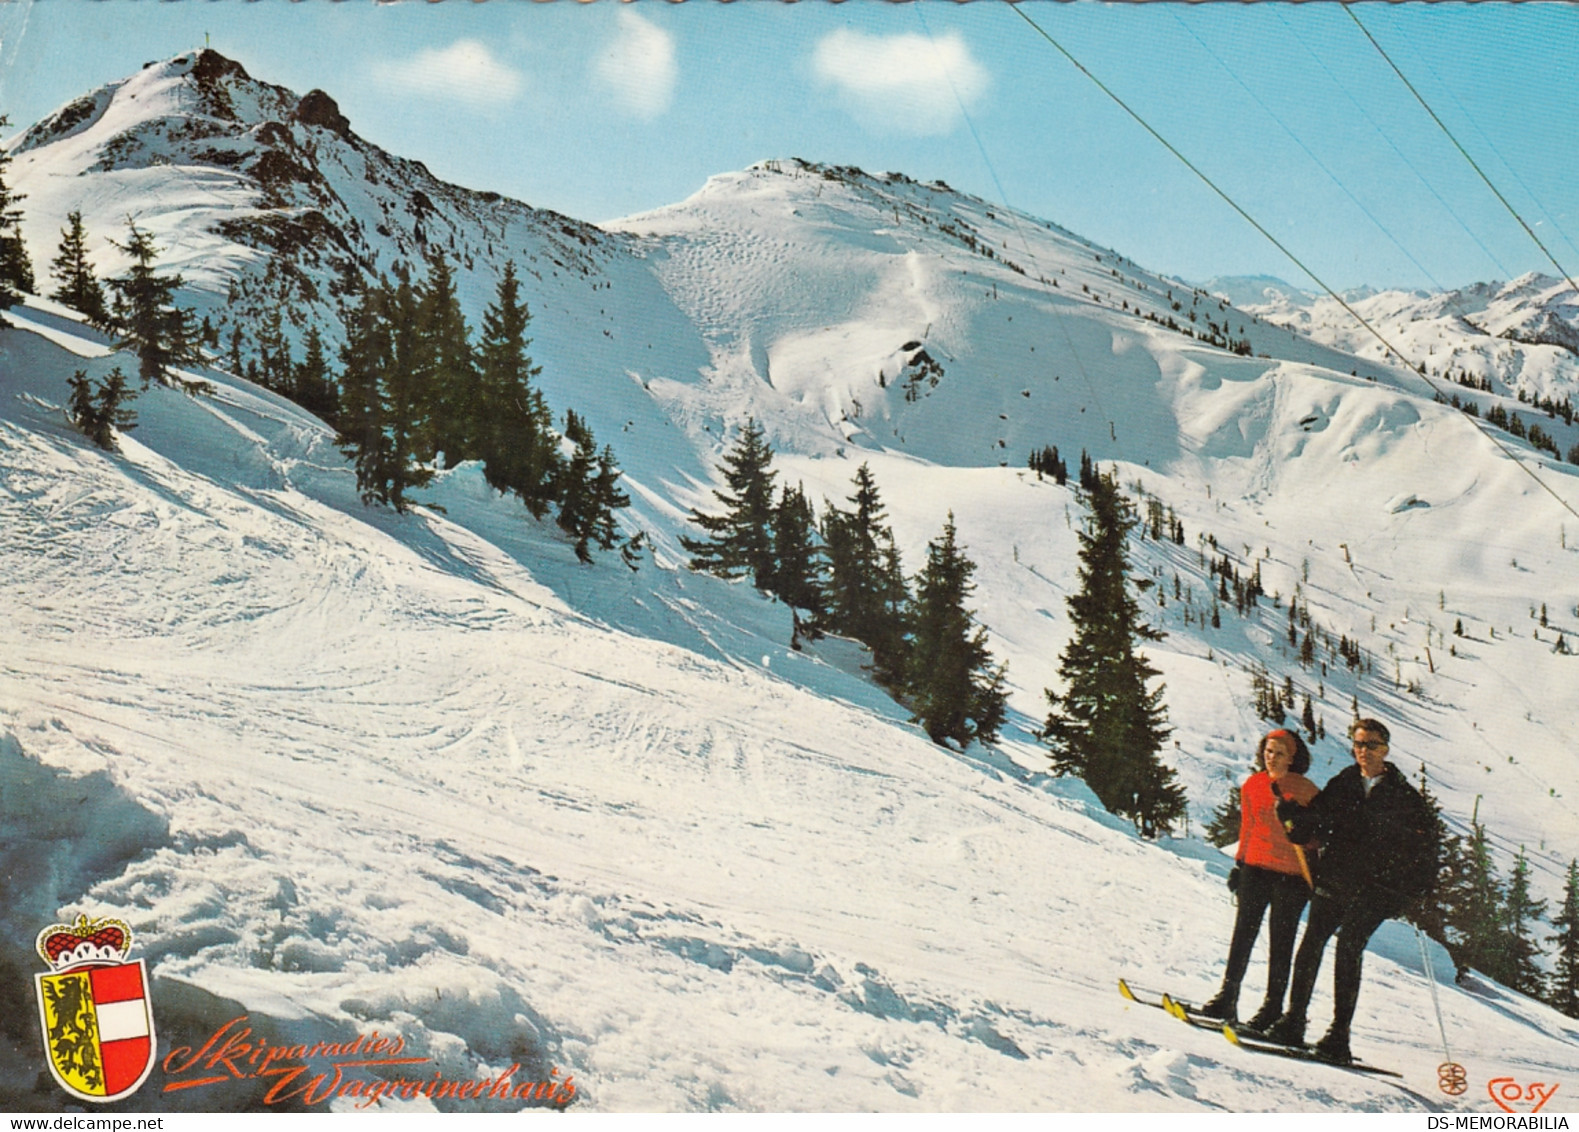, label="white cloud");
[593,10,677,120]
[812,28,989,136]
[371,40,525,108]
